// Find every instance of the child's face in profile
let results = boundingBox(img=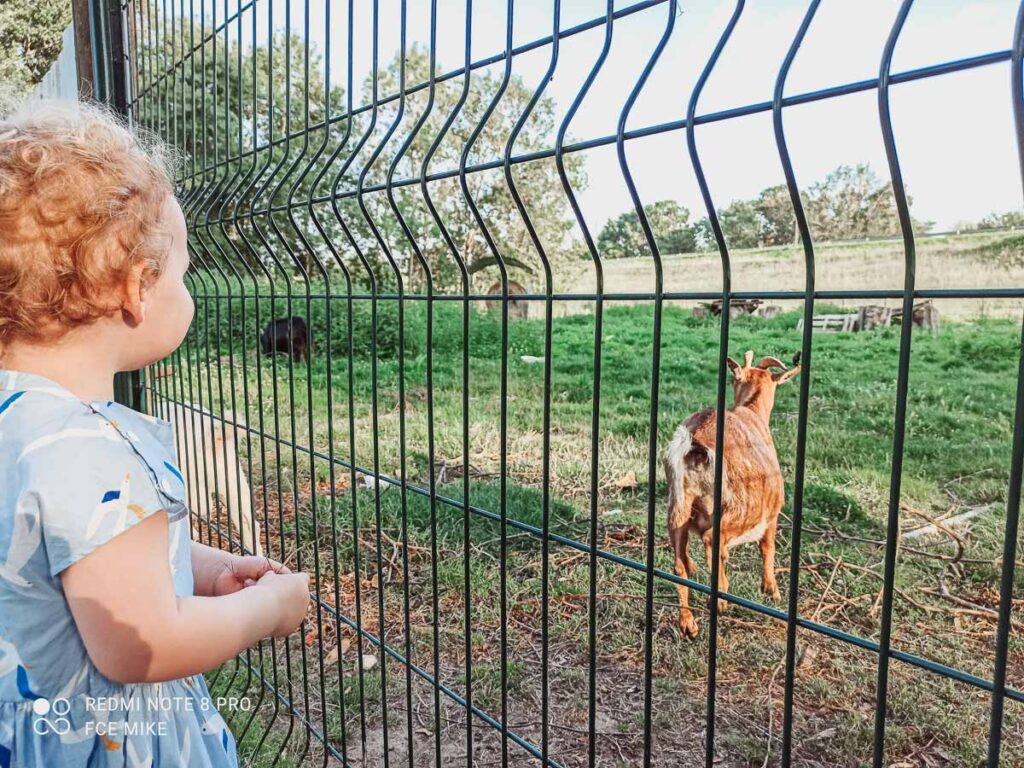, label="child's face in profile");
[130,195,194,368]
